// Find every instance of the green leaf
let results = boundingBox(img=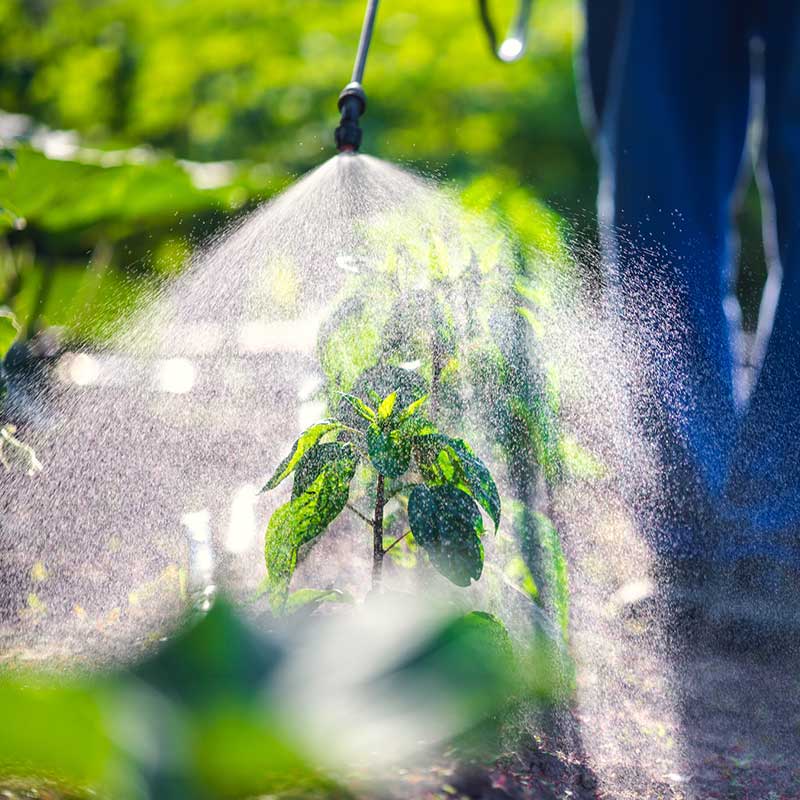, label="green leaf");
[408,485,484,587]
[367,423,411,478]
[0,148,16,171]
[397,393,428,421]
[446,438,501,531]
[264,456,356,610]
[340,393,377,423]
[261,421,342,492]
[135,601,280,706]
[0,674,117,791]
[534,512,570,640]
[397,414,437,439]
[292,442,357,498]
[384,610,517,725]
[412,434,501,530]
[558,434,606,480]
[504,556,538,601]
[0,310,20,361]
[377,391,397,422]
[285,588,353,616]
